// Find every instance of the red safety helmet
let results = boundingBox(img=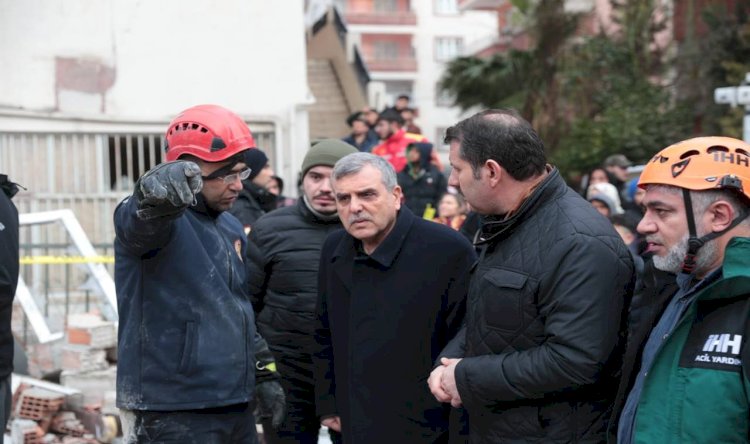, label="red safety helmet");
[165,104,256,162]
